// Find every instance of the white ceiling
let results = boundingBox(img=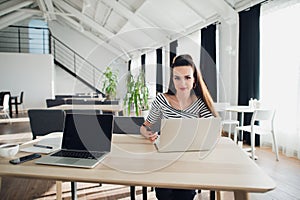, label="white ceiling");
[0,0,265,58]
